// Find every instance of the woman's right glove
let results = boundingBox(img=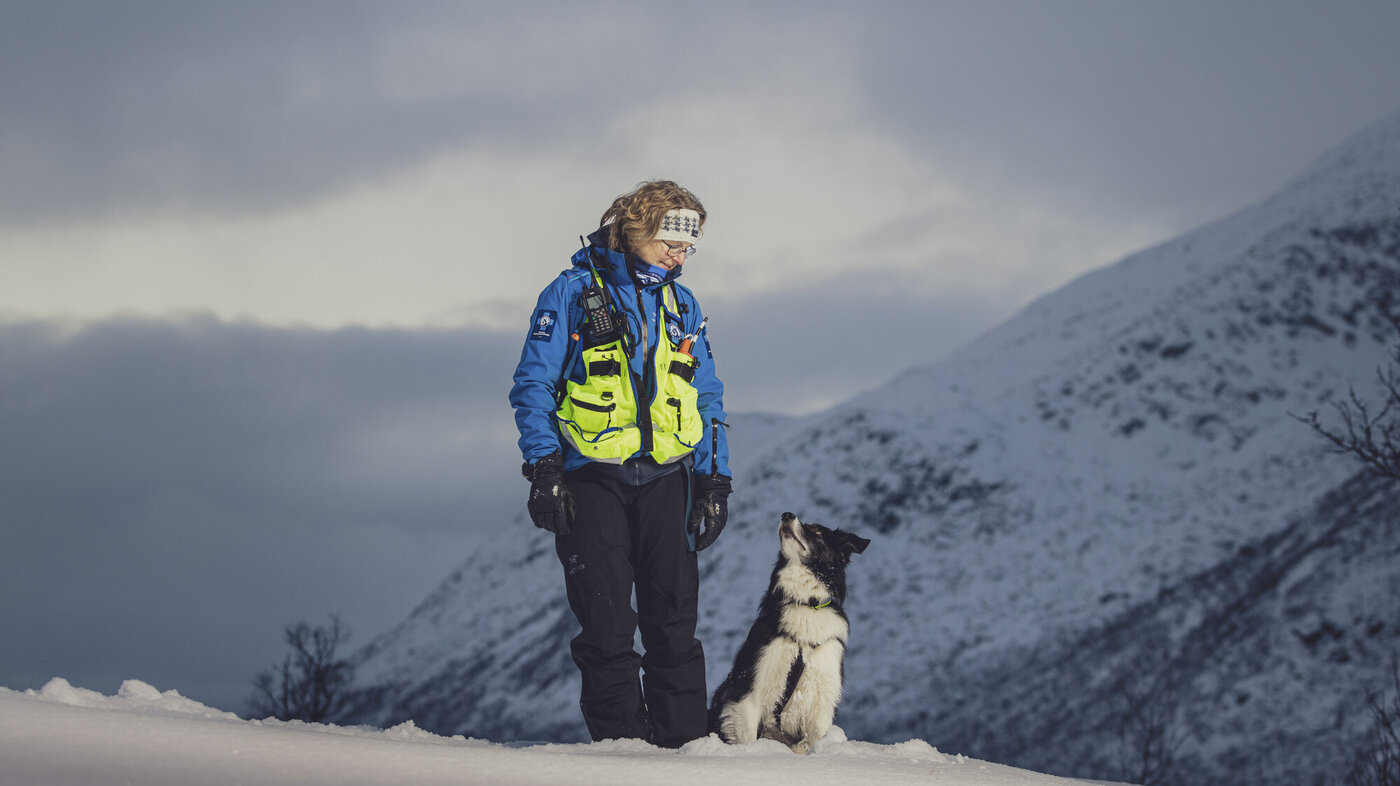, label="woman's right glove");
[522,452,575,535]
[687,473,733,551]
